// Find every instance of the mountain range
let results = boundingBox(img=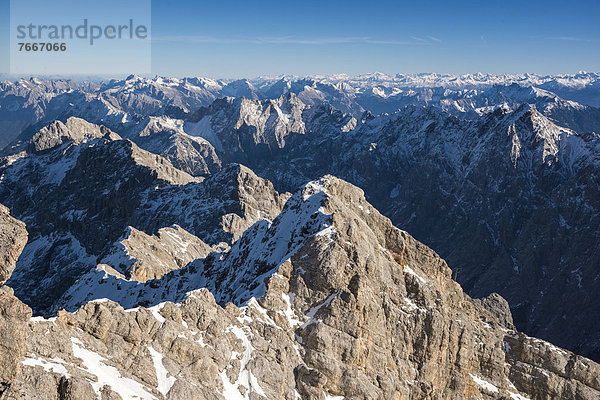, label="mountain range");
[0,72,599,399]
